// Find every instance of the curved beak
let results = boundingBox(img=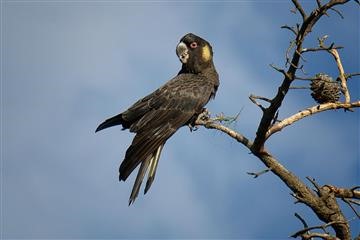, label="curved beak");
[176,42,189,64]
